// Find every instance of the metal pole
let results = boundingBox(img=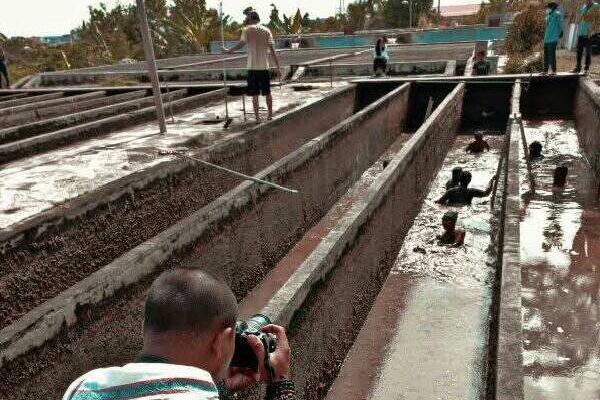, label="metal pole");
[437,0,441,27]
[242,94,247,122]
[220,1,229,120]
[136,0,167,133]
[409,0,413,28]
